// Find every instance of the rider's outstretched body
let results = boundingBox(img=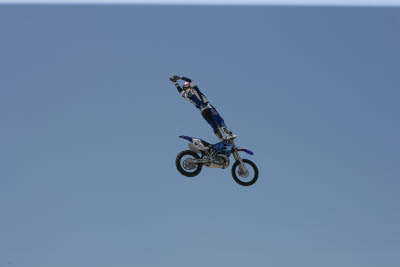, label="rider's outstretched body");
[170,75,236,141]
